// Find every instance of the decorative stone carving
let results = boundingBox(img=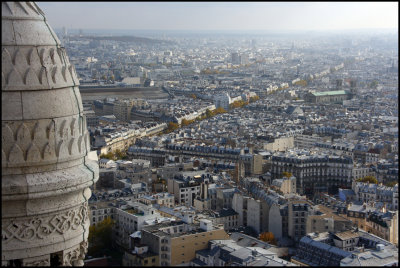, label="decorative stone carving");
[2,203,88,243]
[62,245,81,266]
[22,255,50,267]
[2,115,88,169]
[2,1,98,265]
[2,45,80,91]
